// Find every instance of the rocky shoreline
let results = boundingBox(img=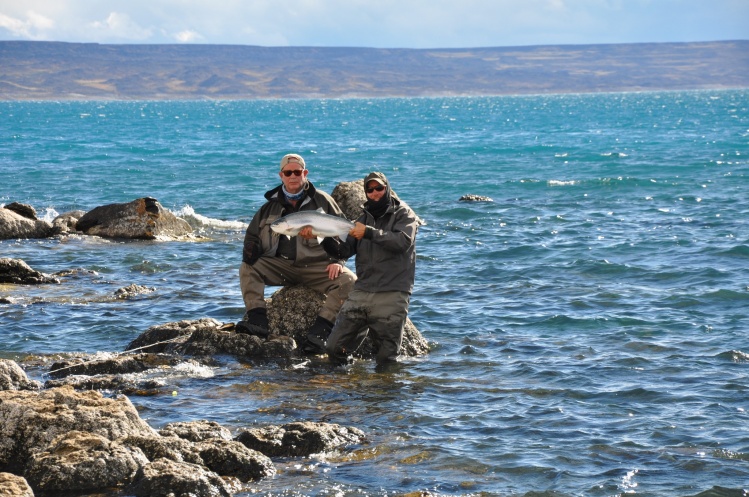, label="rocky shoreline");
[1,180,435,496]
